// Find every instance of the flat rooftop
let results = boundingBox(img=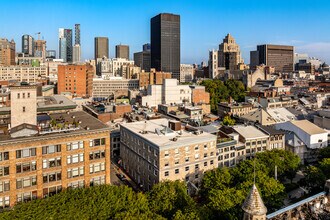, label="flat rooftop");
[232,125,268,140]
[0,111,108,143]
[120,118,216,150]
[291,120,327,135]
